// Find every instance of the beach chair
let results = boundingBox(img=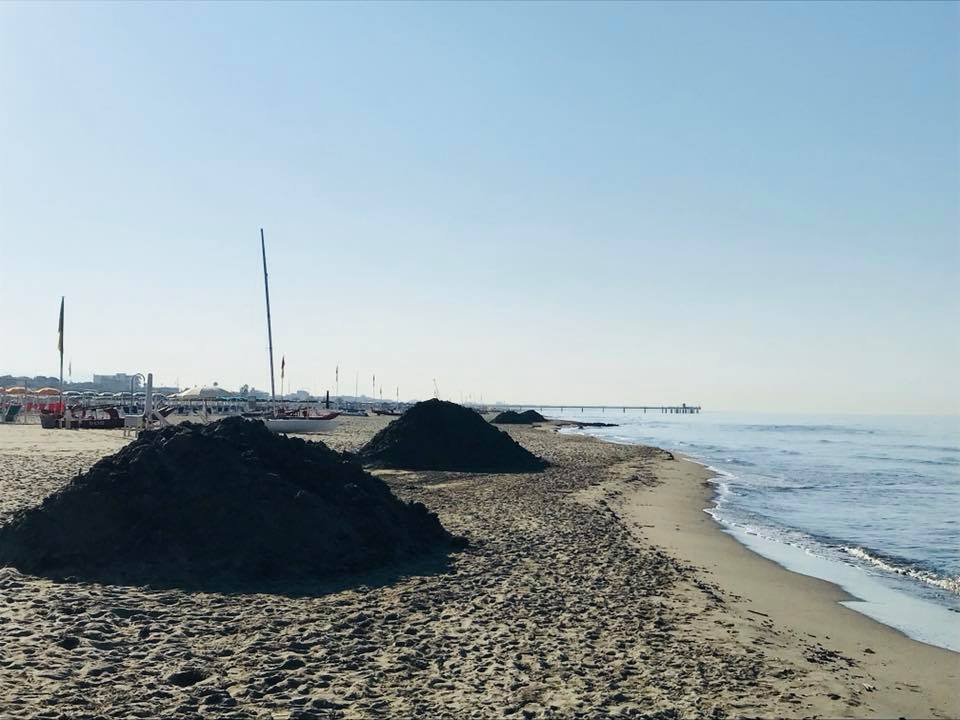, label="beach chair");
[123,414,145,437]
[2,404,22,423]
